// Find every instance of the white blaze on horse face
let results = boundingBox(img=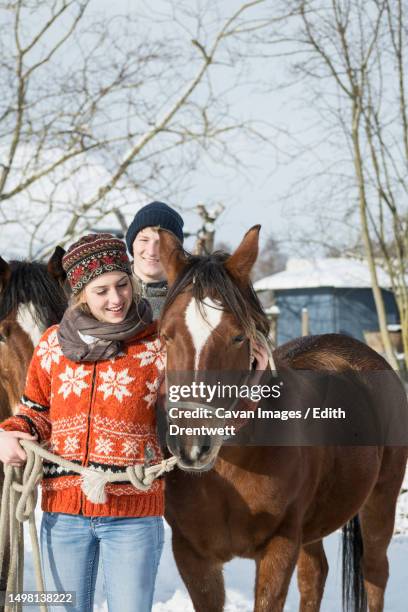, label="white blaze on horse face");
[189,444,201,461]
[17,303,43,347]
[185,298,223,370]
